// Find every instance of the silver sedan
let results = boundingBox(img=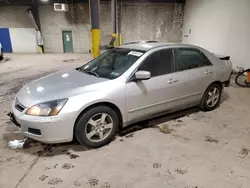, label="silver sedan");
[9,43,232,148]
